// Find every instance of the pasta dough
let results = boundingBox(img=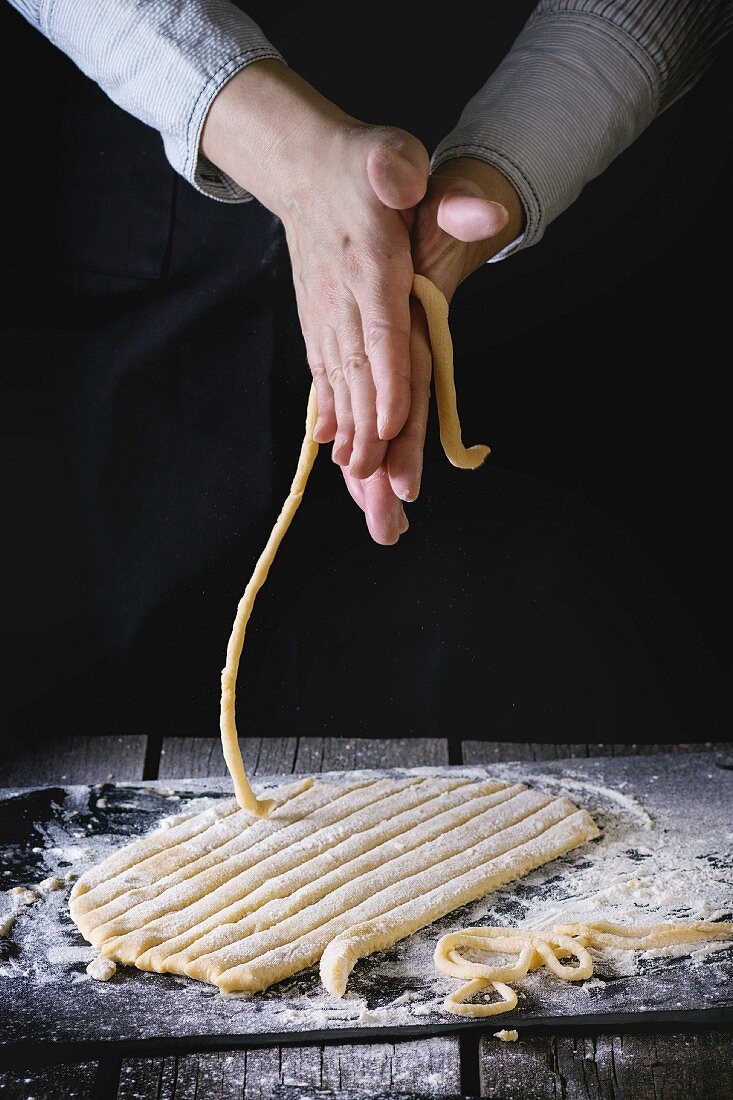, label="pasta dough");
[219,275,489,818]
[70,776,599,994]
[435,919,733,1018]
